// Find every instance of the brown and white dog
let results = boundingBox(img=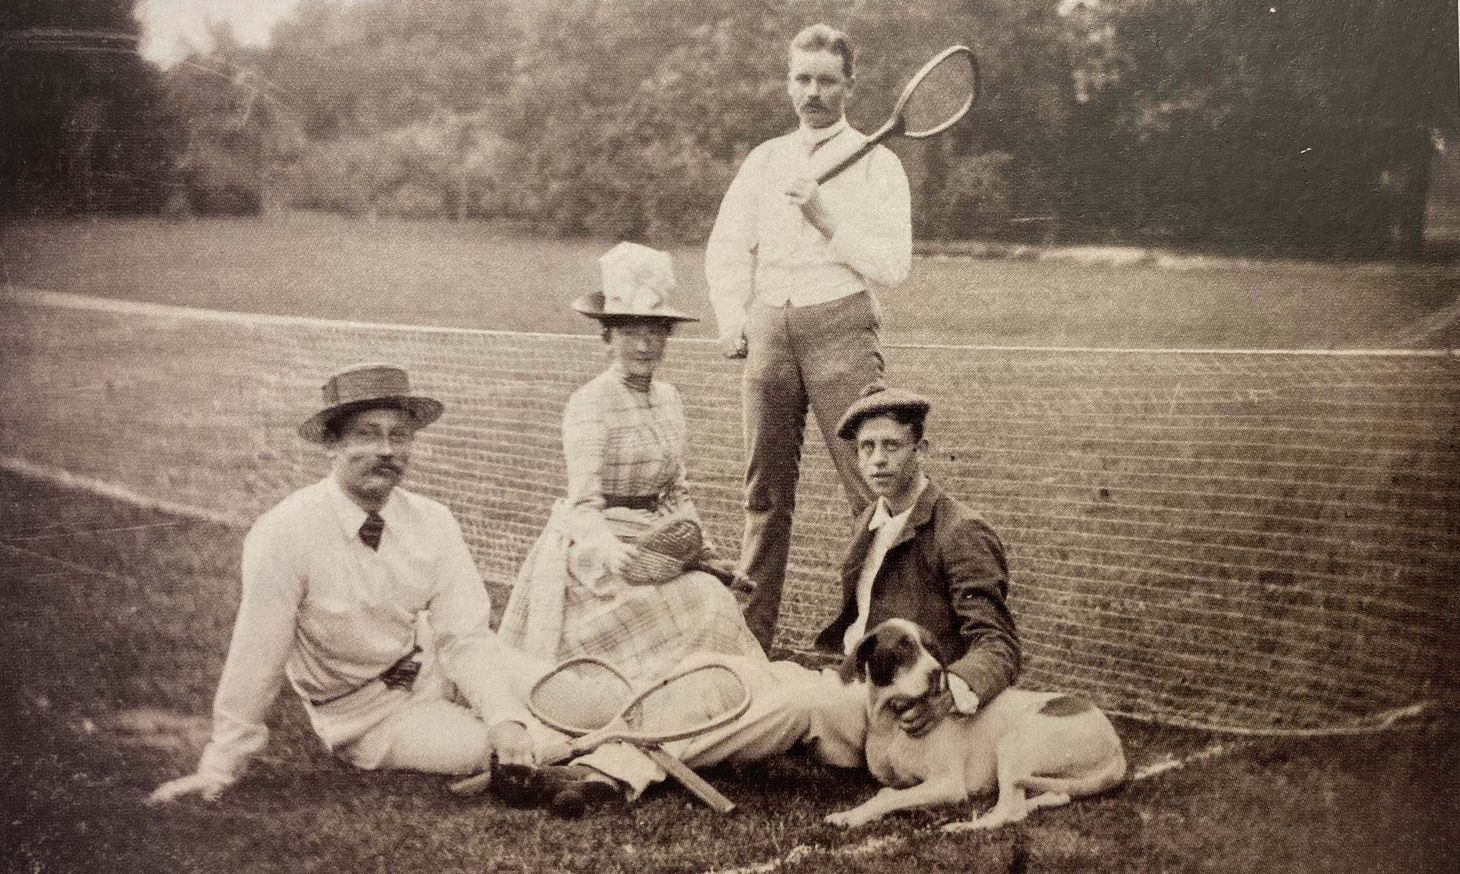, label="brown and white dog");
[825,618,1127,831]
